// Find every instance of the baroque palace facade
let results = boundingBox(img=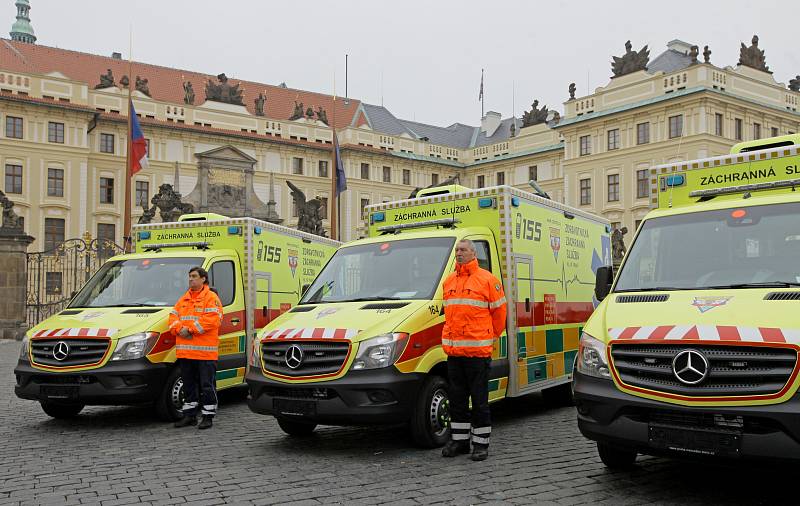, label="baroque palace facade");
[2,4,800,250]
